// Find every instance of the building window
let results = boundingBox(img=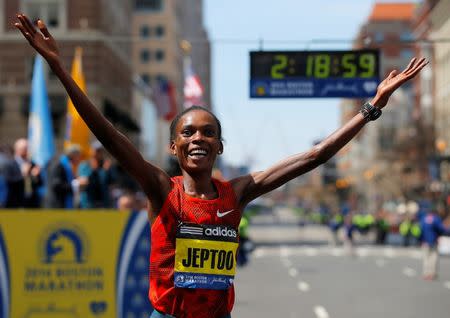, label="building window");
[27,56,58,83]
[0,96,4,117]
[155,25,165,37]
[400,49,414,60]
[156,74,167,83]
[21,94,65,136]
[140,49,151,63]
[26,57,34,81]
[374,32,384,43]
[141,74,151,84]
[155,49,165,62]
[135,0,163,11]
[378,128,395,150]
[22,0,65,29]
[400,31,413,42]
[140,25,151,38]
